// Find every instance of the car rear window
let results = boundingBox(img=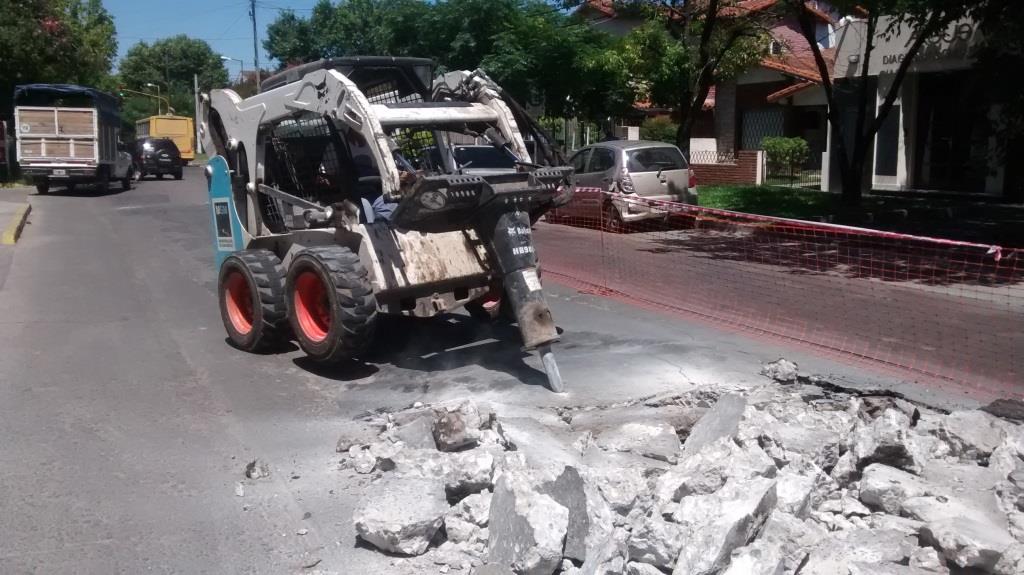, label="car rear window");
[626,147,687,172]
[453,146,515,169]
